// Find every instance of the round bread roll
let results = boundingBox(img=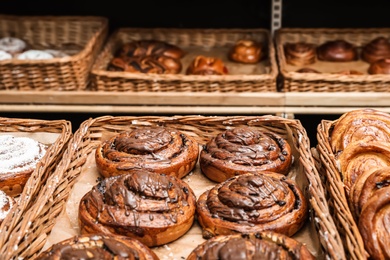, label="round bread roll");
[362,36,390,64]
[317,39,358,62]
[228,39,264,64]
[284,42,316,66]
